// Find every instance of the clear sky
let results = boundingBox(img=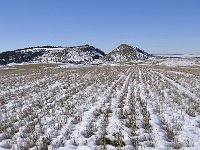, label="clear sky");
[0,0,199,54]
